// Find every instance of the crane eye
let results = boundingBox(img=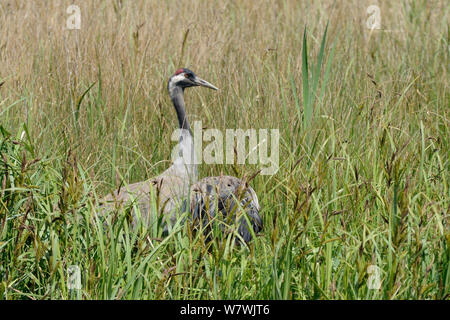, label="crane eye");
[184,73,189,78]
